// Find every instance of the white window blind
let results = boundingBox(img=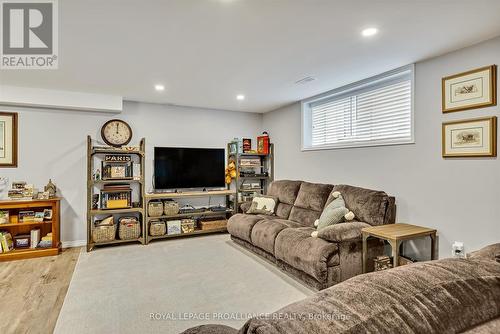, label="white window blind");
[302,65,414,150]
